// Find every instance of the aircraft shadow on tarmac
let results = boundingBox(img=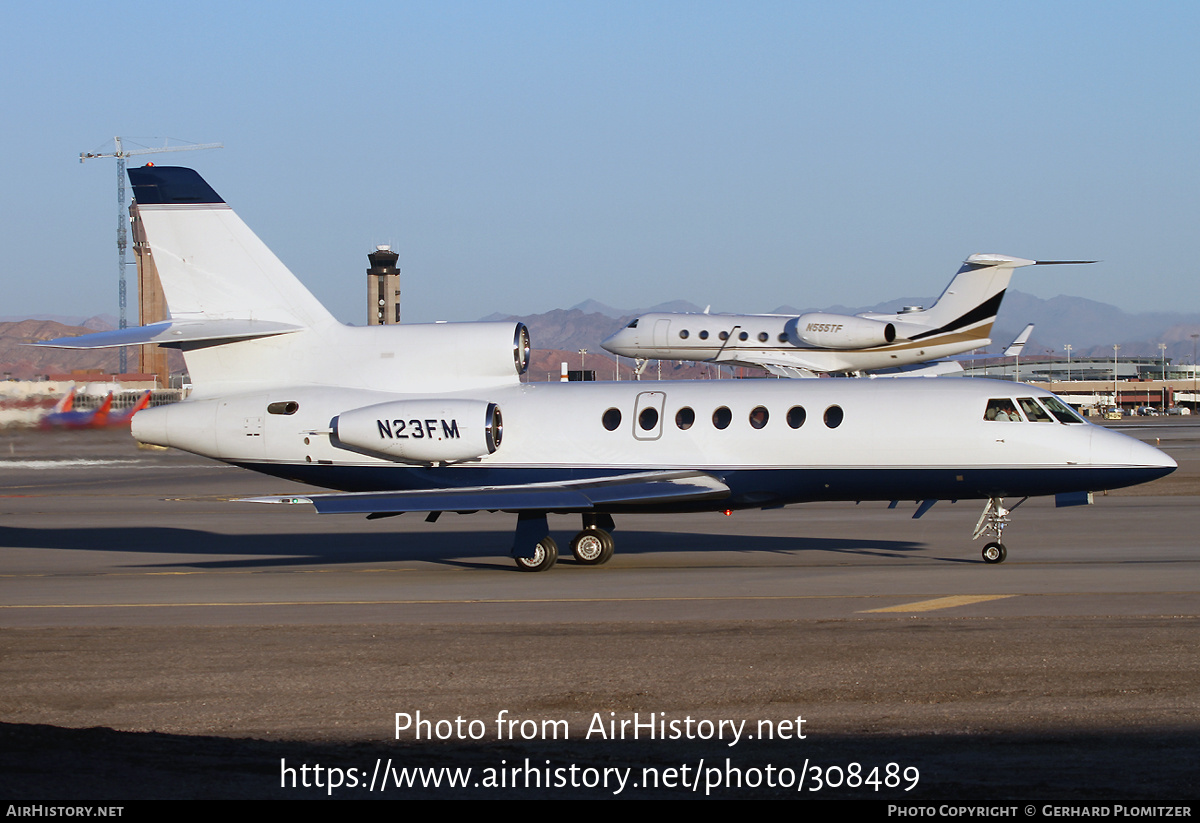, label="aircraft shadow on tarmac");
[0,525,929,571]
